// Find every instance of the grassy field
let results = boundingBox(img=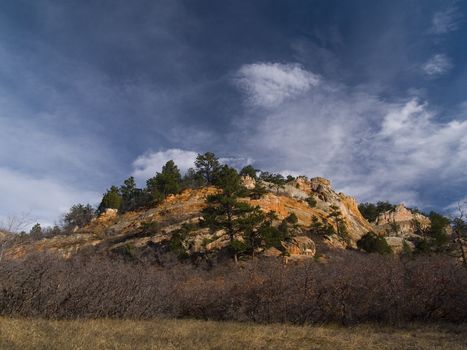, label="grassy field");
[0,317,466,350]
